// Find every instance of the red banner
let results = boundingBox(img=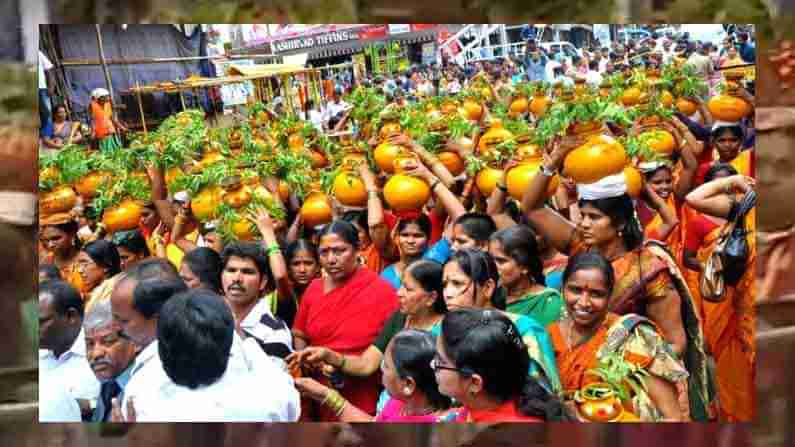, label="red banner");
[411,24,437,32]
[358,25,388,41]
